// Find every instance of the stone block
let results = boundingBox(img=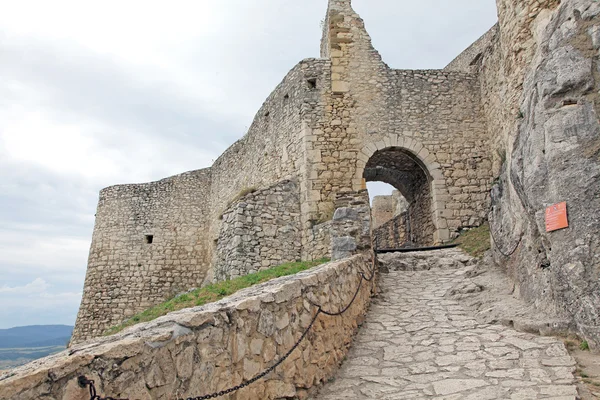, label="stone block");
[333,207,359,221]
[332,237,357,261]
[332,81,349,93]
